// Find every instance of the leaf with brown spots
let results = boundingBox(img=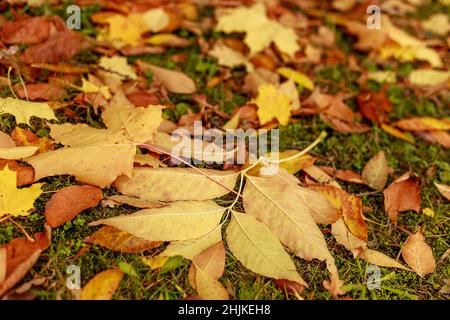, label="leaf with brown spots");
[45,185,103,227]
[85,226,162,253]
